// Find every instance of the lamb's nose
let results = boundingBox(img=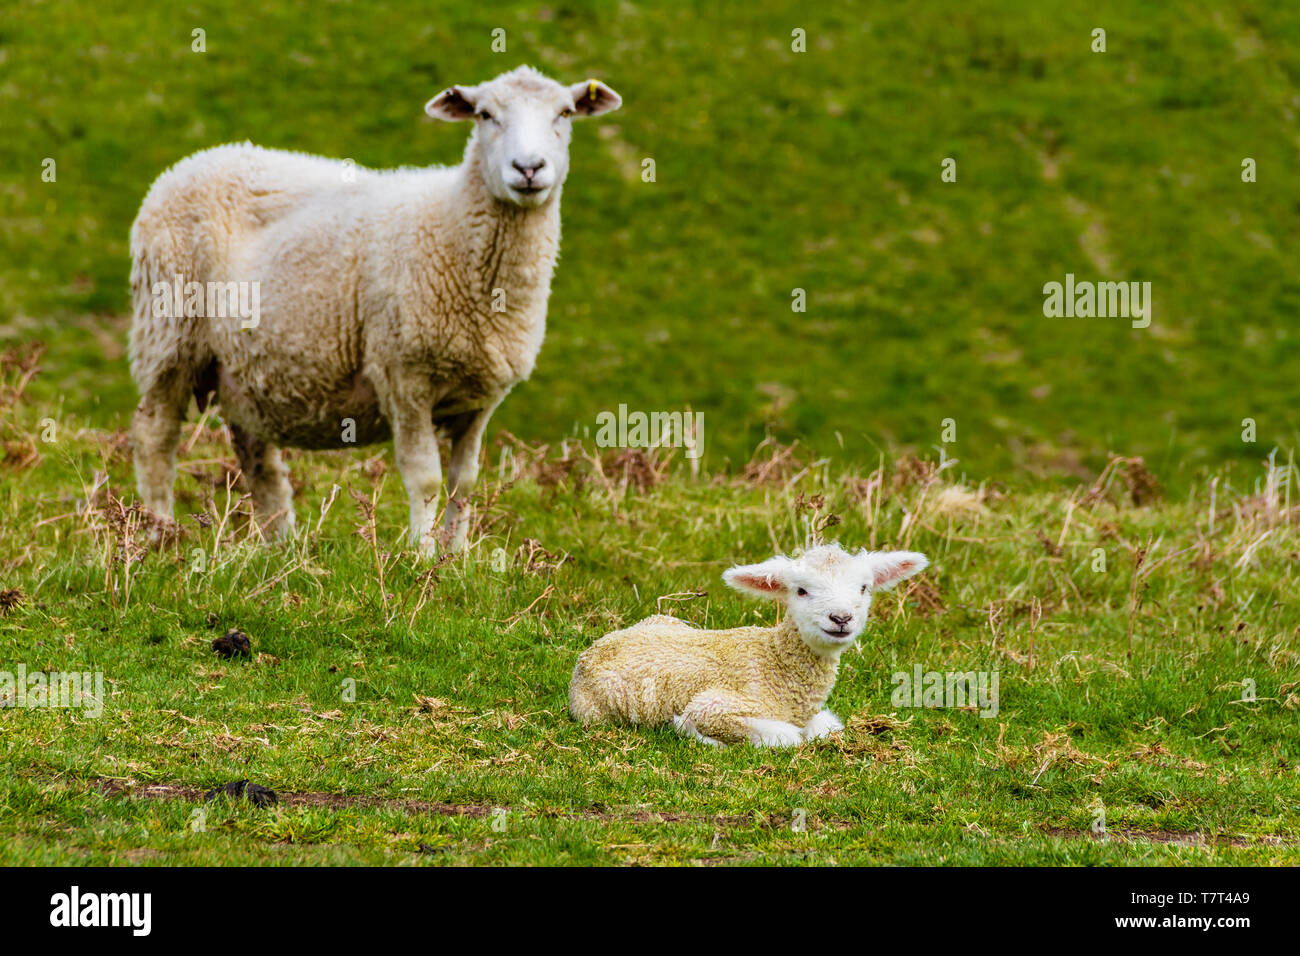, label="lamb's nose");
[829,613,852,627]
[513,158,545,180]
